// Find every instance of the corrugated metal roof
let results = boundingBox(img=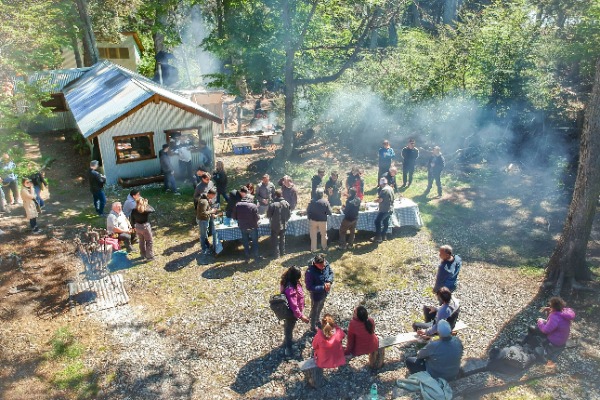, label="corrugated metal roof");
[28,68,92,93]
[63,60,222,139]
